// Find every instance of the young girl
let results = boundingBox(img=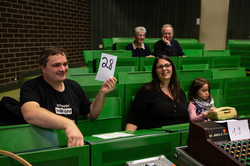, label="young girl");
[188,77,215,122]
